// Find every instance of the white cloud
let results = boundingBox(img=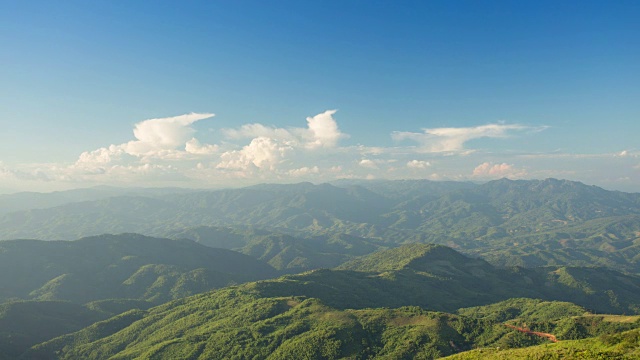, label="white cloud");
[75,112,217,168]
[304,110,348,148]
[392,123,544,152]
[615,150,638,158]
[124,113,215,155]
[221,109,348,150]
[7,110,594,192]
[359,159,378,169]
[288,166,320,177]
[472,162,526,178]
[217,136,292,171]
[222,123,296,142]
[357,158,400,170]
[185,138,219,155]
[407,160,431,169]
[76,145,126,165]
